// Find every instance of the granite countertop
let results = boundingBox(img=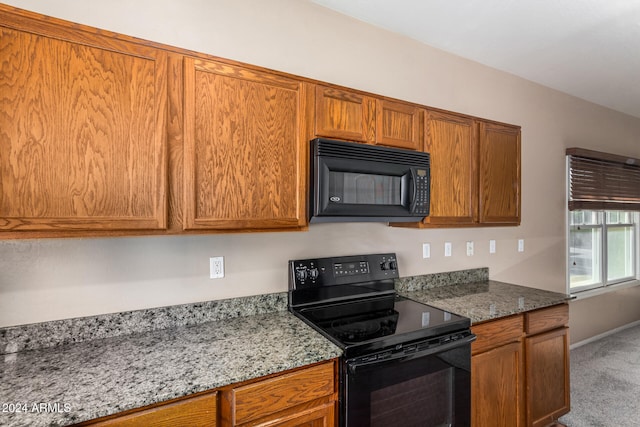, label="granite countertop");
[399,280,572,324]
[0,308,341,427]
[0,268,571,427]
